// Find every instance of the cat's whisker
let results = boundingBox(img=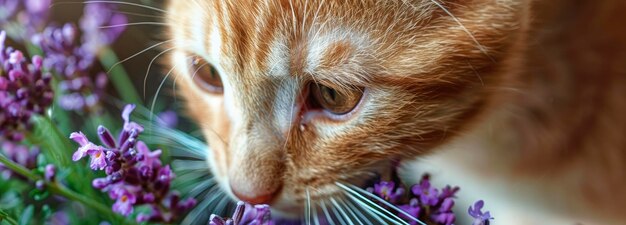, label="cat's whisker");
[149,55,192,120]
[187,180,217,203]
[129,106,210,159]
[336,182,410,225]
[330,197,354,225]
[182,191,226,225]
[343,190,402,225]
[319,199,336,225]
[106,39,174,74]
[428,0,492,60]
[305,187,312,225]
[143,46,181,98]
[339,198,370,225]
[172,160,210,172]
[51,1,167,14]
[99,21,167,29]
[344,194,386,225]
[215,196,233,217]
[340,182,426,225]
[330,198,349,225]
[313,197,321,225]
[175,170,211,184]
[115,10,165,19]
